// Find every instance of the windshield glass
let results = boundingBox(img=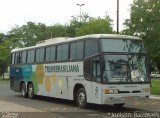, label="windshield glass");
[103,54,149,83]
[101,39,145,53]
